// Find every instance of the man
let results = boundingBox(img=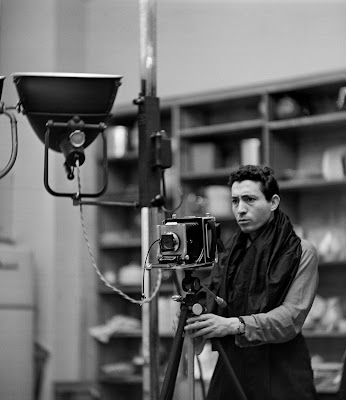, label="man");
[185,165,319,400]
